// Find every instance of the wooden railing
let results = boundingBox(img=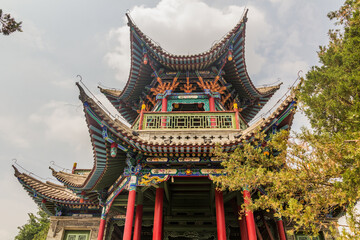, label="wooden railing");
[133,111,247,130]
